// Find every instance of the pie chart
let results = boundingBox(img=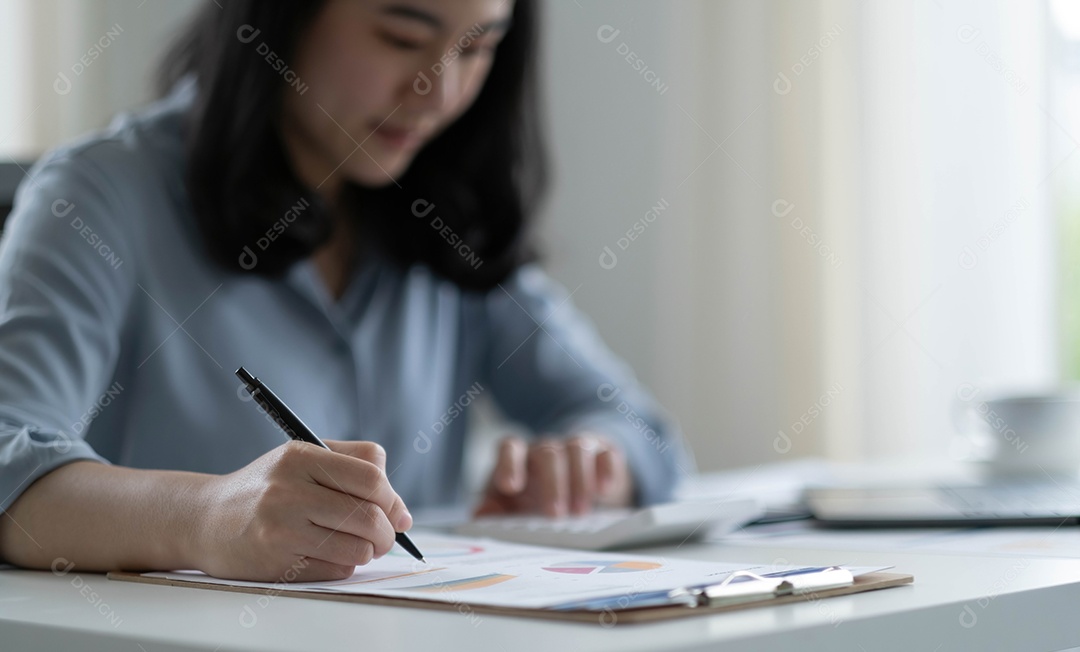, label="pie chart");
[542,560,663,575]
